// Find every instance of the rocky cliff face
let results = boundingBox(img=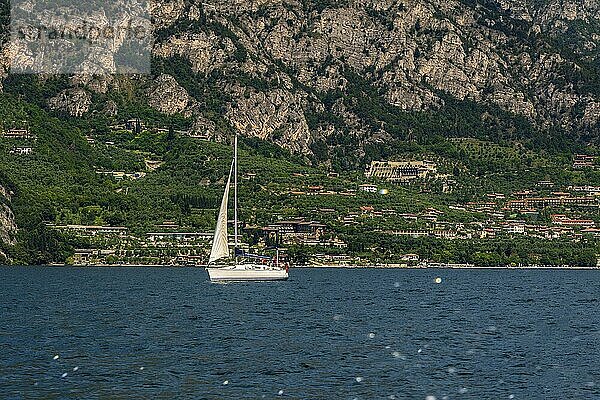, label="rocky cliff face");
[148,74,190,115]
[192,0,598,130]
[0,0,598,157]
[0,184,17,264]
[170,0,598,152]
